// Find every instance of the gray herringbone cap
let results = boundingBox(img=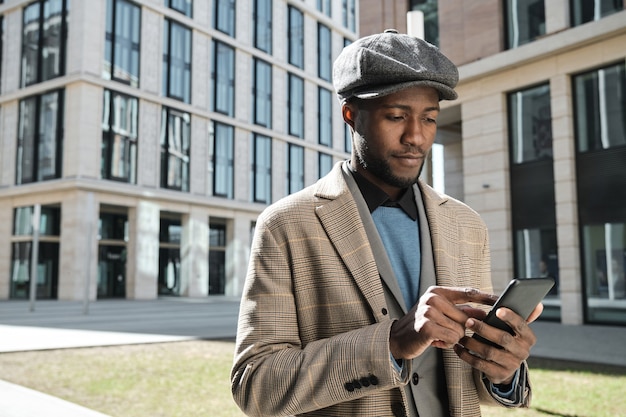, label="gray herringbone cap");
[333,29,458,102]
